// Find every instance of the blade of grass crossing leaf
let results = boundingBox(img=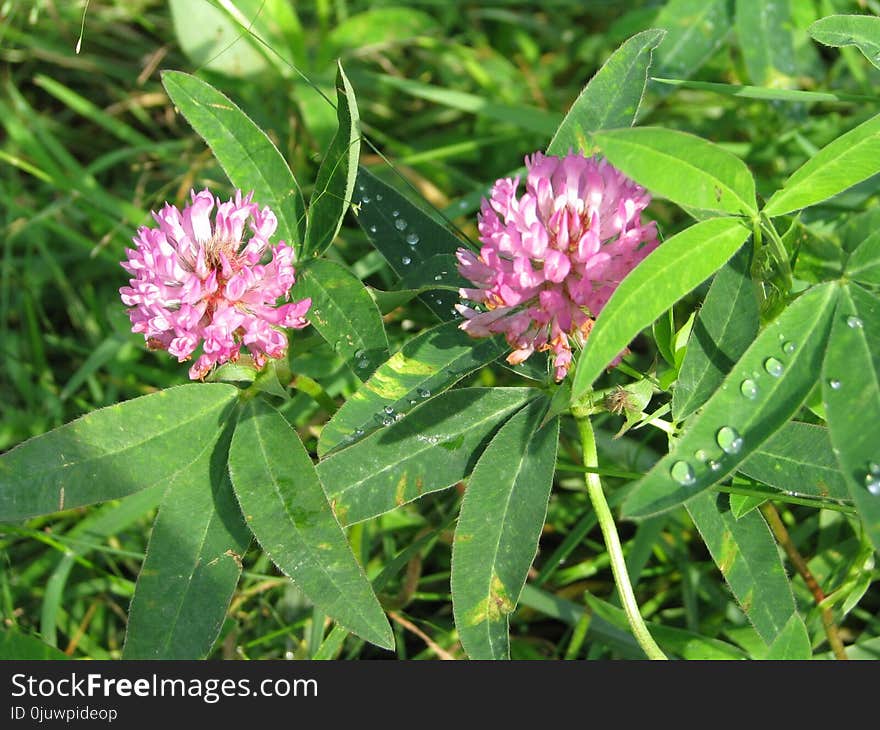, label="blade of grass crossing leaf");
[304,63,360,258]
[763,112,880,217]
[822,284,880,553]
[673,244,760,421]
[318,322,505,457]
[452,399,557,659]
[623,283,839,519]
[123,423,251,659]
[0,384,239,521]
[229,399,393,649]
[685,492,799,646]
[317,388,539,525]
[809,14,880,70]
[161,71,307,253]
[547,28,665,155]
[295,258,389,380]
[593,128,757,217]
[571,218,751,403]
